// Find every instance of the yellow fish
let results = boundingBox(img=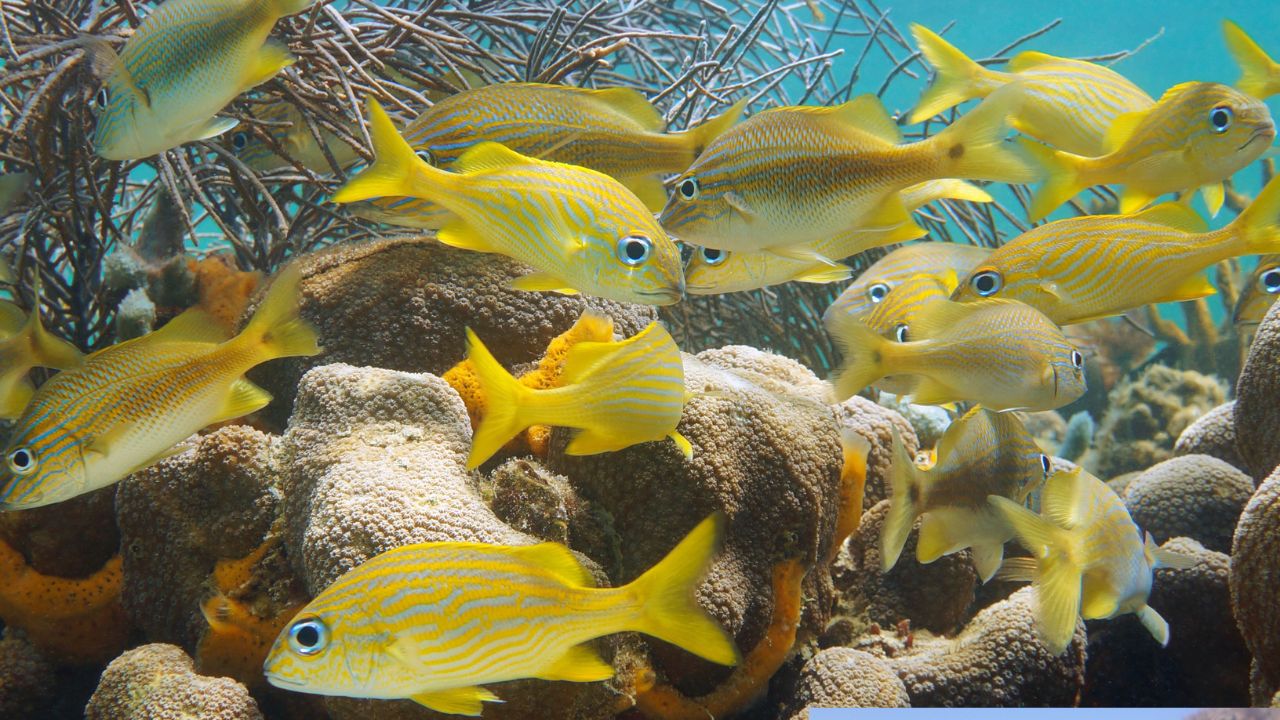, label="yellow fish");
[882,407,1050,582]
[659,92,1036,254]
[684,179,991,295]
[989,467,1196,654]
[0,301,84,420]
[823,241,992,321]
[1234,255,1280,326]
[910,25,1154,156]
[230,102,361,173]
[0,267,319,510]
[861,271,959,340]
[1223,20,1280,100]
[951,177,1280,326]
[830,298,1086,412]
[1020,81,1274,220]
[354,82,744,226]
[263,513,739,715]
[332,99,685,305]
[465,317,690,469]
[91,0,315,160]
